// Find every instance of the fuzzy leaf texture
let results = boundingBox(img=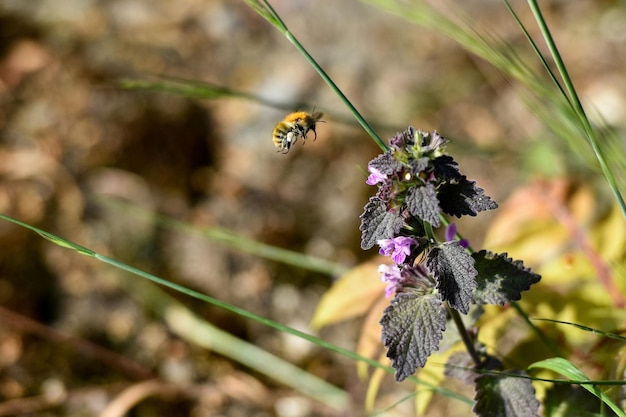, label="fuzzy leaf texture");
[368,152,403,175]
[360,196,404,250]
[445,351,479,385]
[380,292,447,382]
[438,177,498,217]
[426,242,477,314]
[473,372,540,417]
[472,250,541,305]
[406,183,441,227]
[446,353,504,385]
